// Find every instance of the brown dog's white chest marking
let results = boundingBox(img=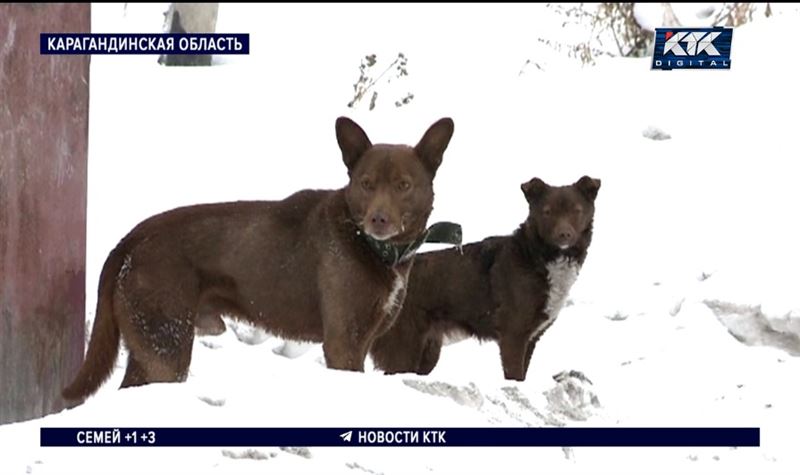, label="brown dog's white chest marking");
[383,269,406,317]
